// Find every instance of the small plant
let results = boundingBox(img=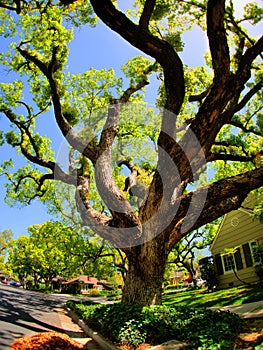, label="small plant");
[117,319,147,348]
